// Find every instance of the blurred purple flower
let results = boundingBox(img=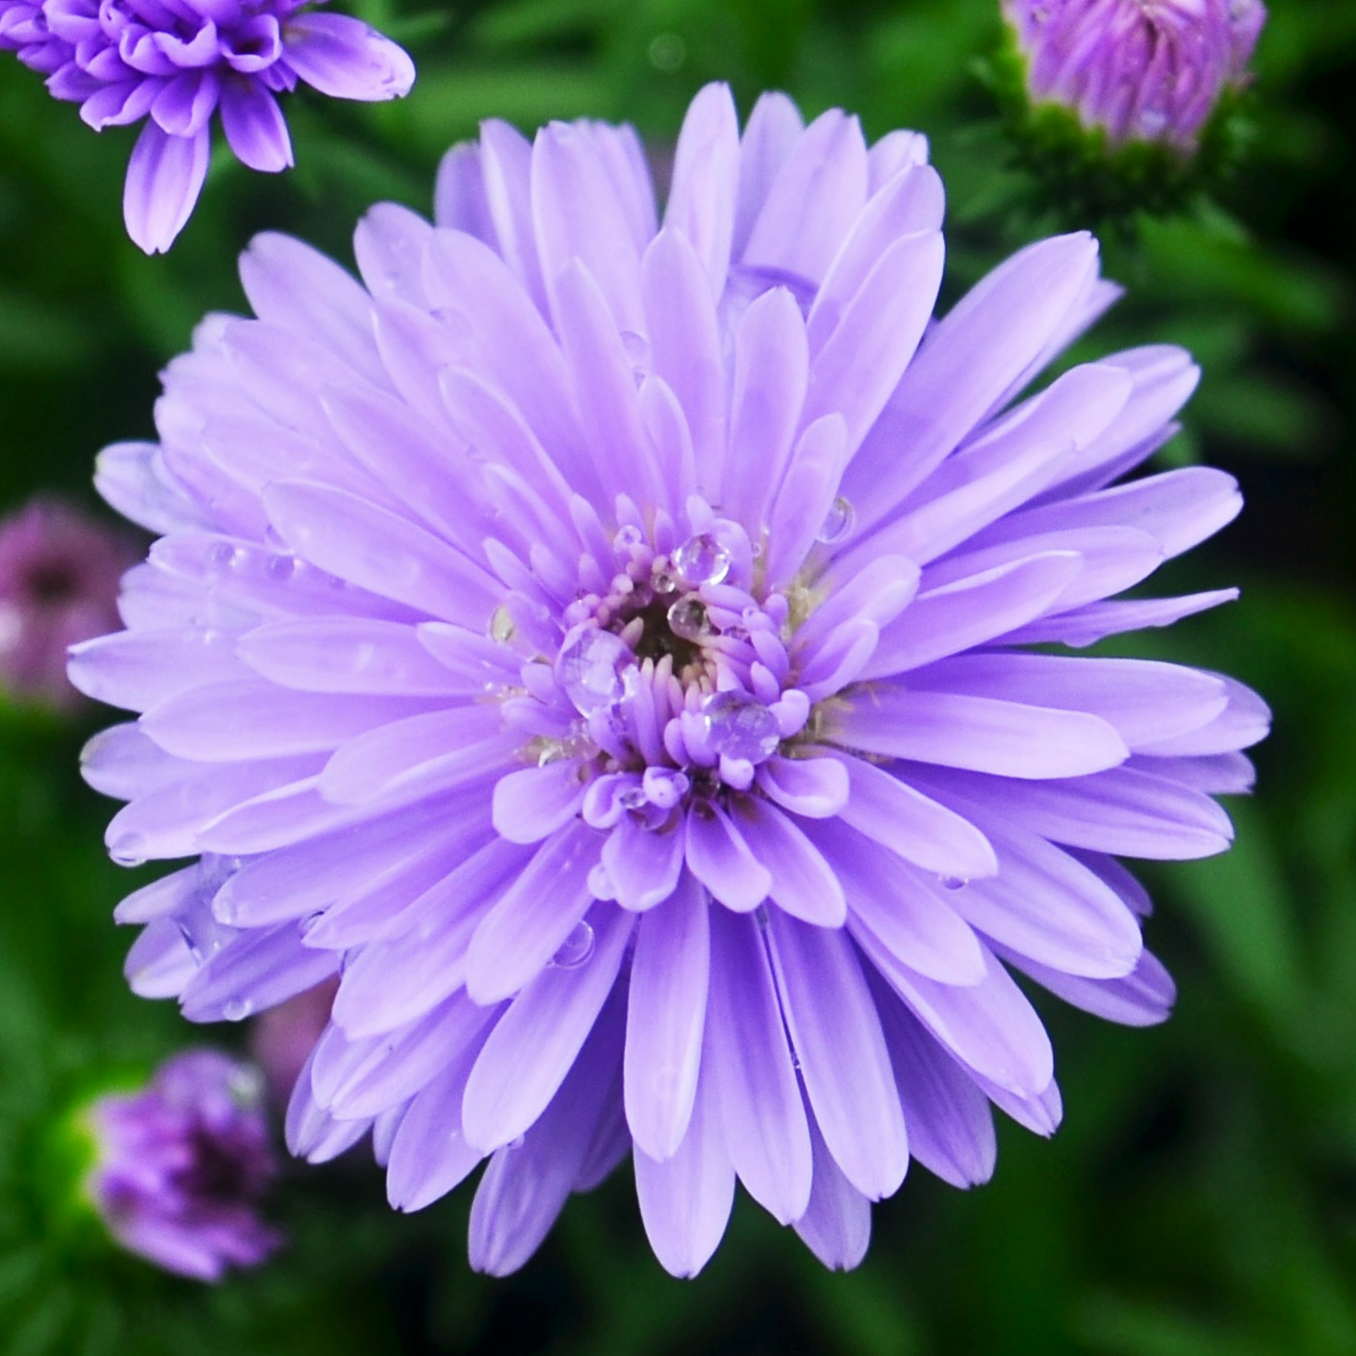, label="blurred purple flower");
[0,496,134,710]
[74,84,1268,1277]
[85,1049,281,1280]
[1004,0,1266,150]
[0,0,414,253]
[250,977,339,1102]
